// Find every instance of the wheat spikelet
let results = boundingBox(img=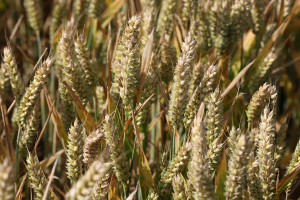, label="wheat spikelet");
[74,34,97,98]
[92,147,111,199]
[188,61,208,98]
[225,134,251,200]
[247,153,263,200]
[159,35,177,84]
[66,160,112,200]
[248,48,279,93]
[207,136,223,174]
[198,1,212,50]
[158,143,191,198]
[0,159,15,200]
[211,0,231,54]
[26,153,49,200]
[49,0,65,41]
[169,33,196,128]
[157,0,178,37]
[154,152,169,186]
[88,0,105,19]
[141,0,156,49]
[118,16,141,109]
[83,127,104,164]
[229,0,251,45]
[59,82,76,131]
[228,126,240,154]
[3,46,23,104]
[146,191,159,200]
[72,0,87,29]
[205,89,224,172]
[137,56,158,127]
[172,174,187,200]
[268,84,278,112]
[0,63,10,103]
[103,115,129,189]
[205,88,223,145]
[19,103,40,158]
[92,173,110,199]
[284,0,295,18]
[24,0,43,33]
[247,83,271,128]
[182,0,197,25]
[66,119,84,183]
[275,122,288,164]
[18,57,52,128]
[184,64,217,129]
[257,107,276,200]
[251,0,266,36]
[285,138,300,195]
[95,86,105,115]
[187,112,216,200]
[59,30,87,105]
